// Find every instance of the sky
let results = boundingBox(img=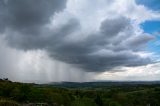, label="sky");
[0,0,160,83]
